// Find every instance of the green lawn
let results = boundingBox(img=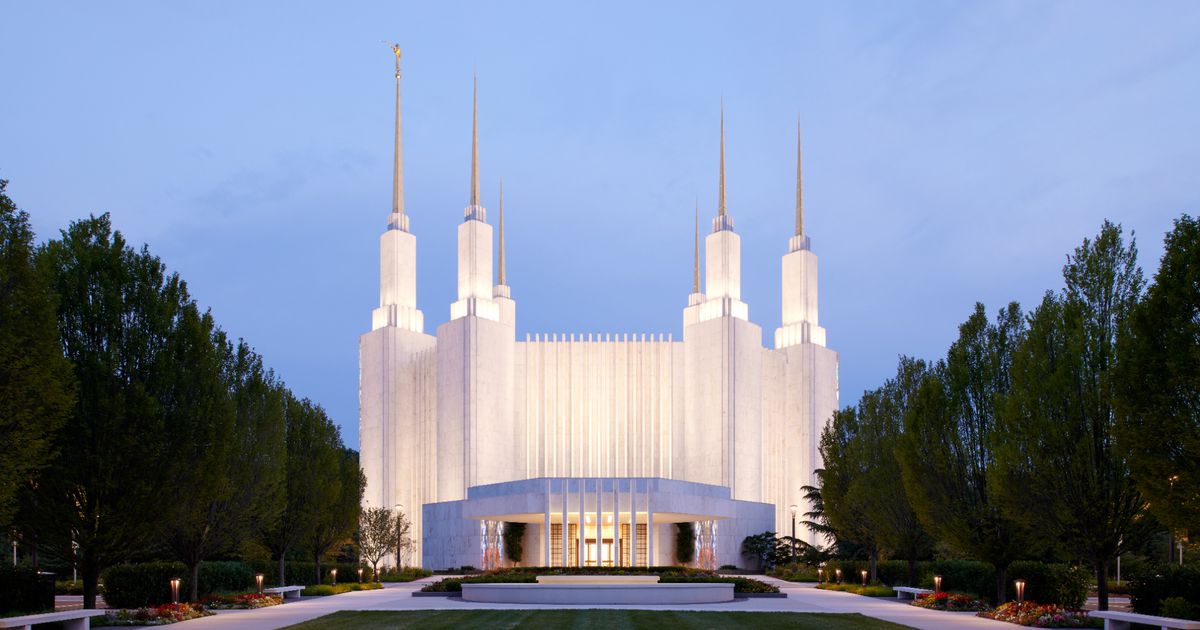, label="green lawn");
[283,610,908,629]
